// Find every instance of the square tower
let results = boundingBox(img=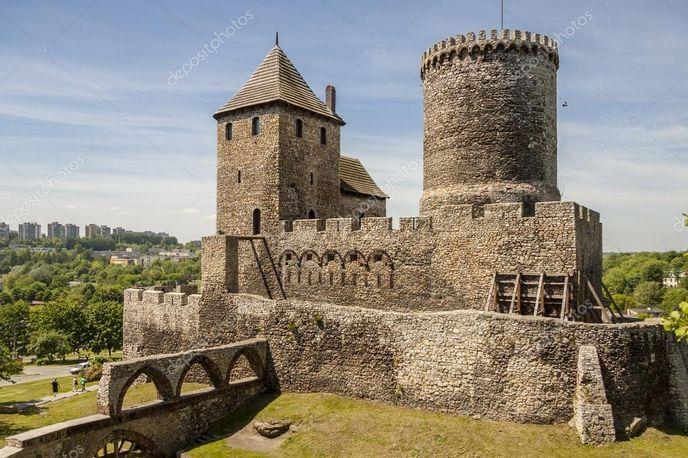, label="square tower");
[214,45,345,236]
